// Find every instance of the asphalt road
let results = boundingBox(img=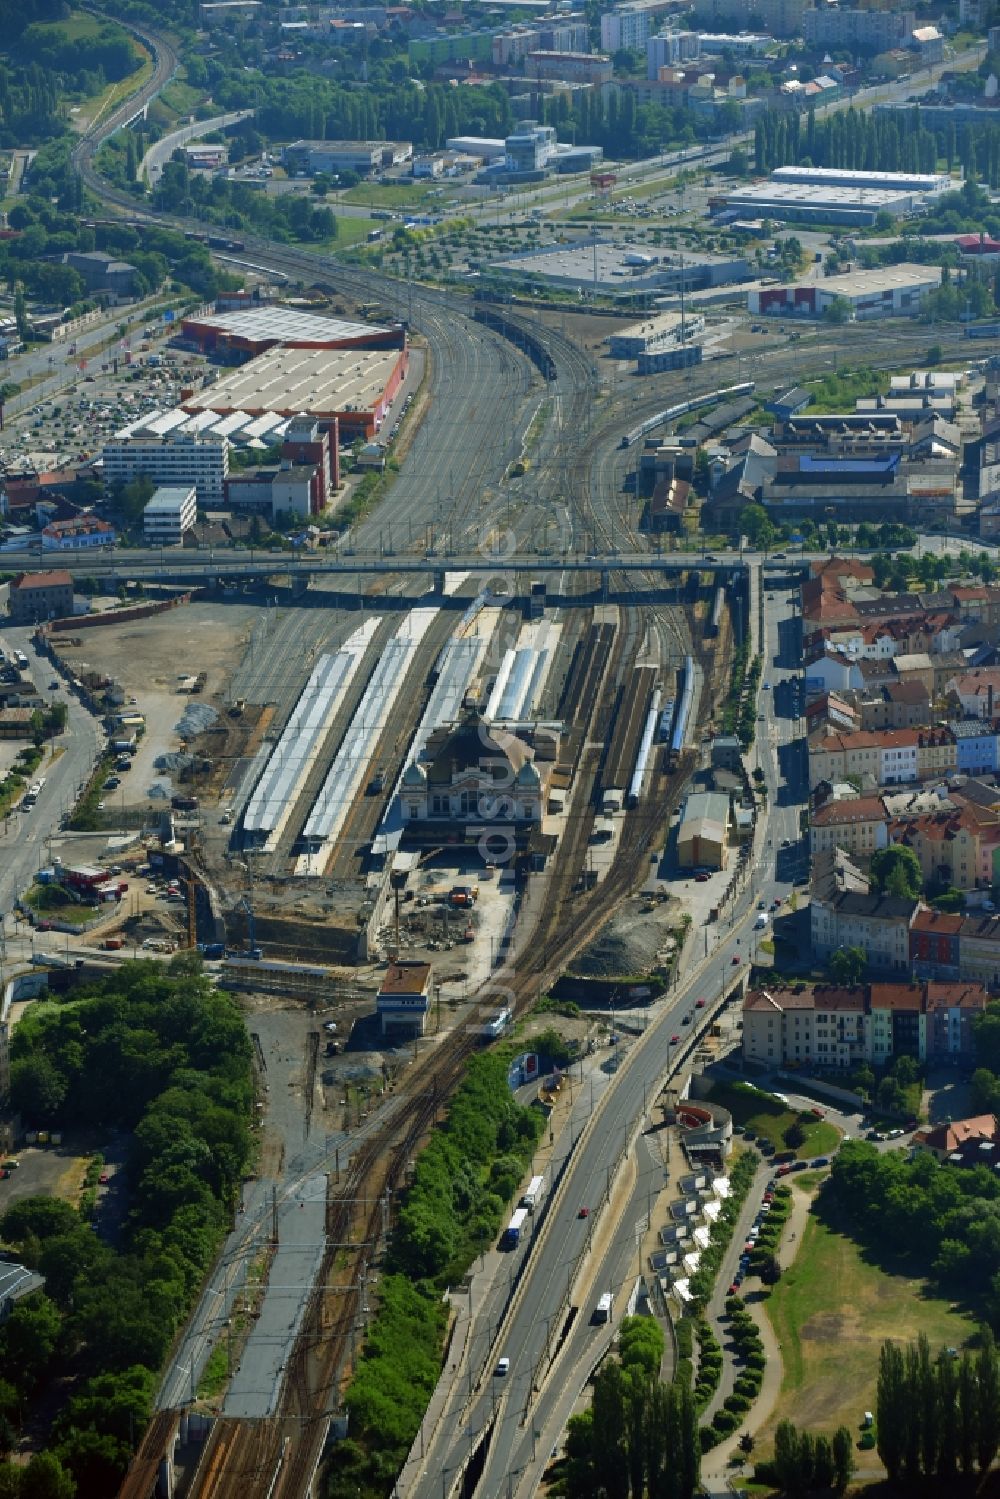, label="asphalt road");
[0,622,103,929]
